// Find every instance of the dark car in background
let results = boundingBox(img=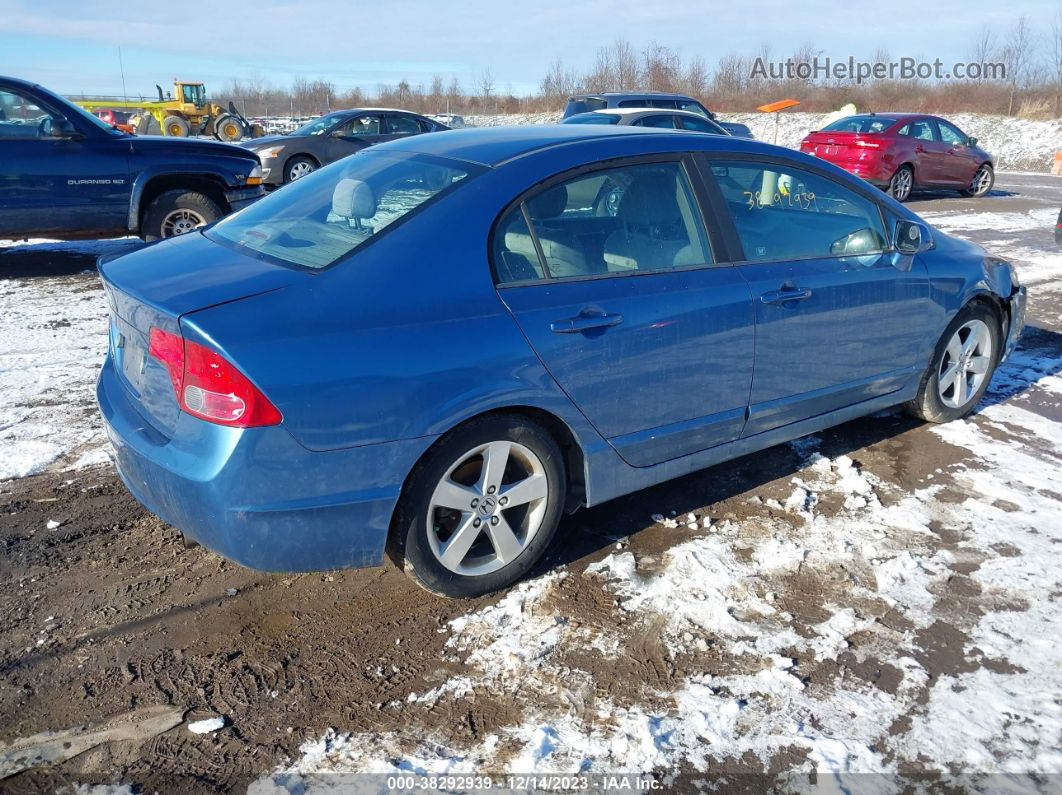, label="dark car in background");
[563,108,729,135]
[800,113,994,202]
[562,91,754,138]
[242,108,449,186]
[0,75,264,241]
